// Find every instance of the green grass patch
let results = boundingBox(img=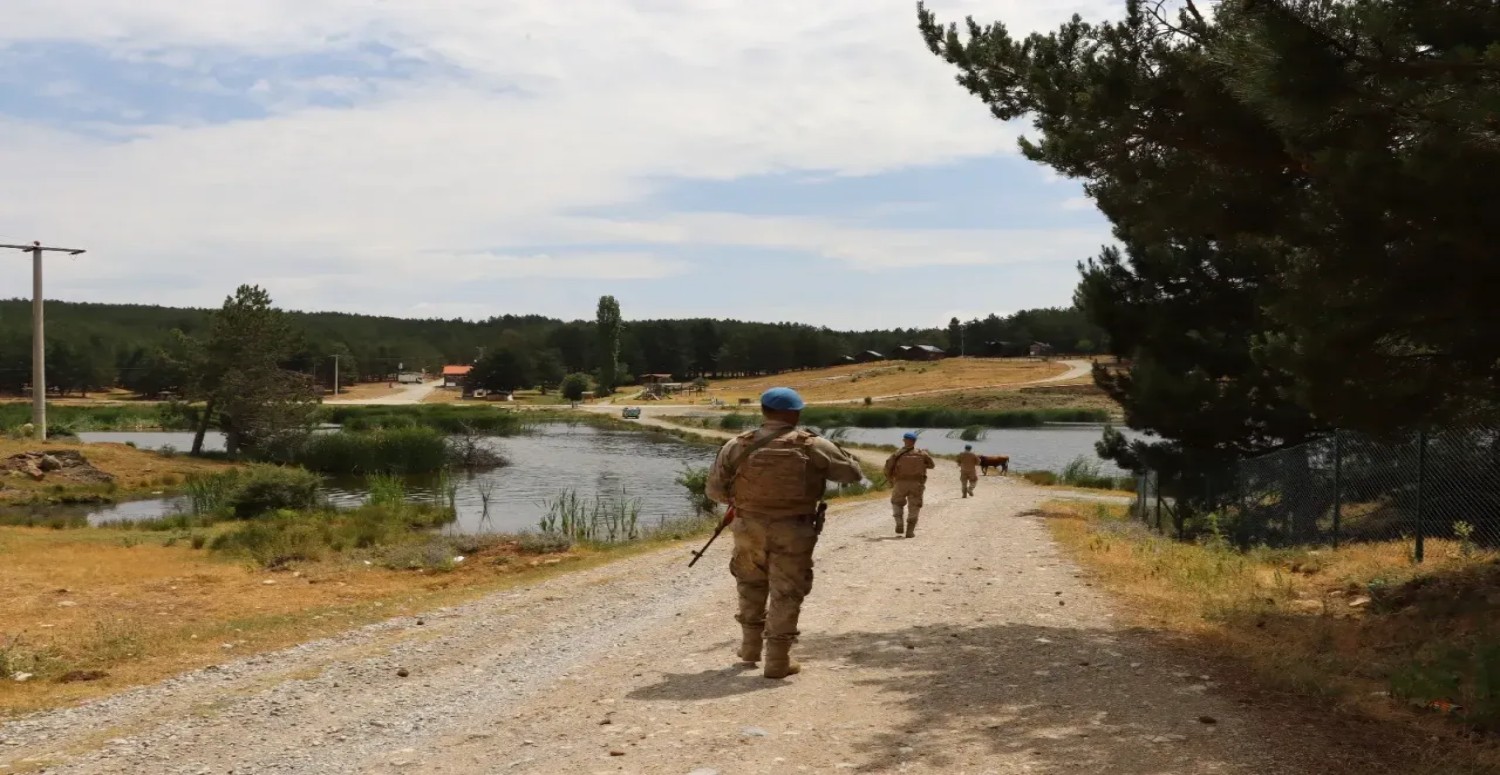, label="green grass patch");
[317,405,529,434]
